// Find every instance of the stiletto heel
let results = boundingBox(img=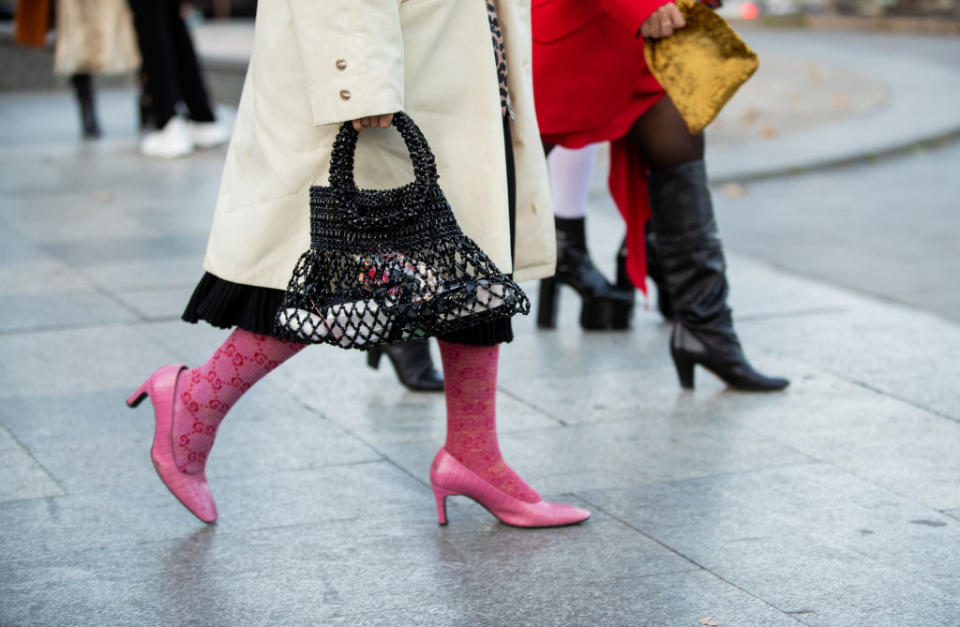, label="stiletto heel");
[429,449,590,528]
[127,382,148,408]
[433,486,454,525]
[671,347,695,389]
[367,347,383,370]
[537,277,559,329]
